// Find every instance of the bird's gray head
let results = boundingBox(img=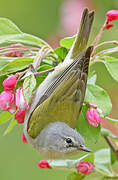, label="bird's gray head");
[38,122,92,158]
